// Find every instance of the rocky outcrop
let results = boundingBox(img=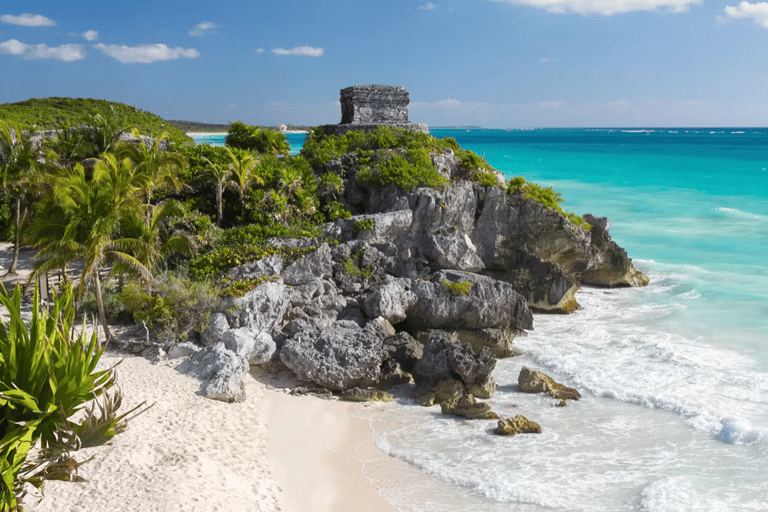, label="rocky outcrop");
[413,331,497,402]
[496,415,542,435]
[177,343,250,403]
[220,280,288,333]
[279,321,385,391]
[440,394,498,420]
[518,366,581,402]
[408,270,533,332]
[363,279,417,325]
[341,388,395,402]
